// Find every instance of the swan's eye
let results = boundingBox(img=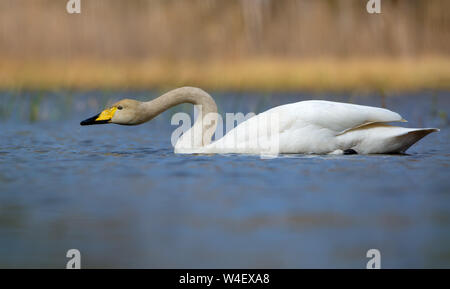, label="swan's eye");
[117,106,123,110]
